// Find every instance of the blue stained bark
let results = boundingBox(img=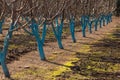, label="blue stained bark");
[0,55,10,78]
[108,13,112,23]
[99,19,102,28]
[104,13,112,25]
[0,23,15,78]
[56,17,59,32]
[17,20,33,35]
[3,23,14,57]
[110,13,112,22]
[41,22,47,43]
[30,19,46,60]
[95,19,98,31]
[69,17,76,43]
[51,18,64,49]
[86,16,93,33]
[8,24,14,38]
[105,15,109,25]
[0,22,3,34]
[0,19,4,34]
[108,14,110,23]
[38,17,42,25]
[55,17,63,37]
[81,16,87,37]
[103,15,106,26]
[25,17,47,44]
[25,17,29,22]
[107,13,112,23]
[99,15,103,28]
[59,19,63,37]
[88,20,92,33]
